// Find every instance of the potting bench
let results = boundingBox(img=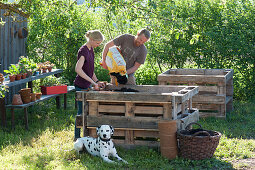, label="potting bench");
[5,86,75,130]
[0,69,75,129]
